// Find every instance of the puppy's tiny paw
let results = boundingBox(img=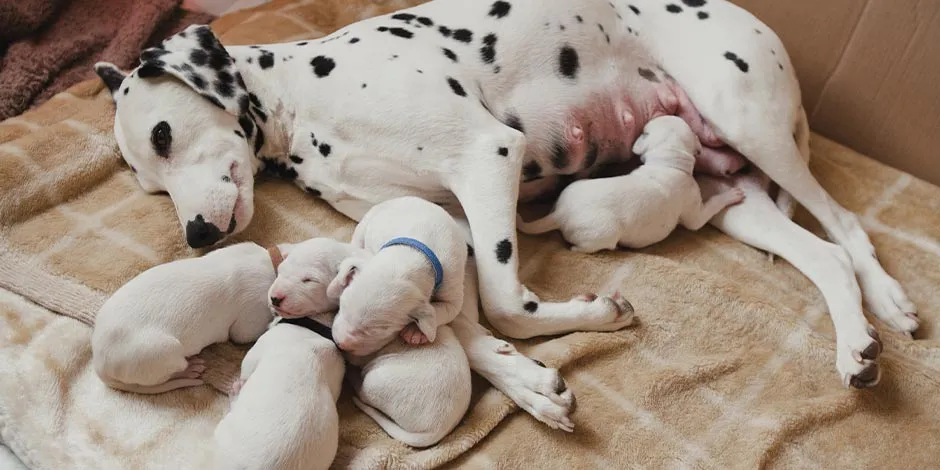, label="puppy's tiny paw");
[400,324,429,345]
[725,188,746,205]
